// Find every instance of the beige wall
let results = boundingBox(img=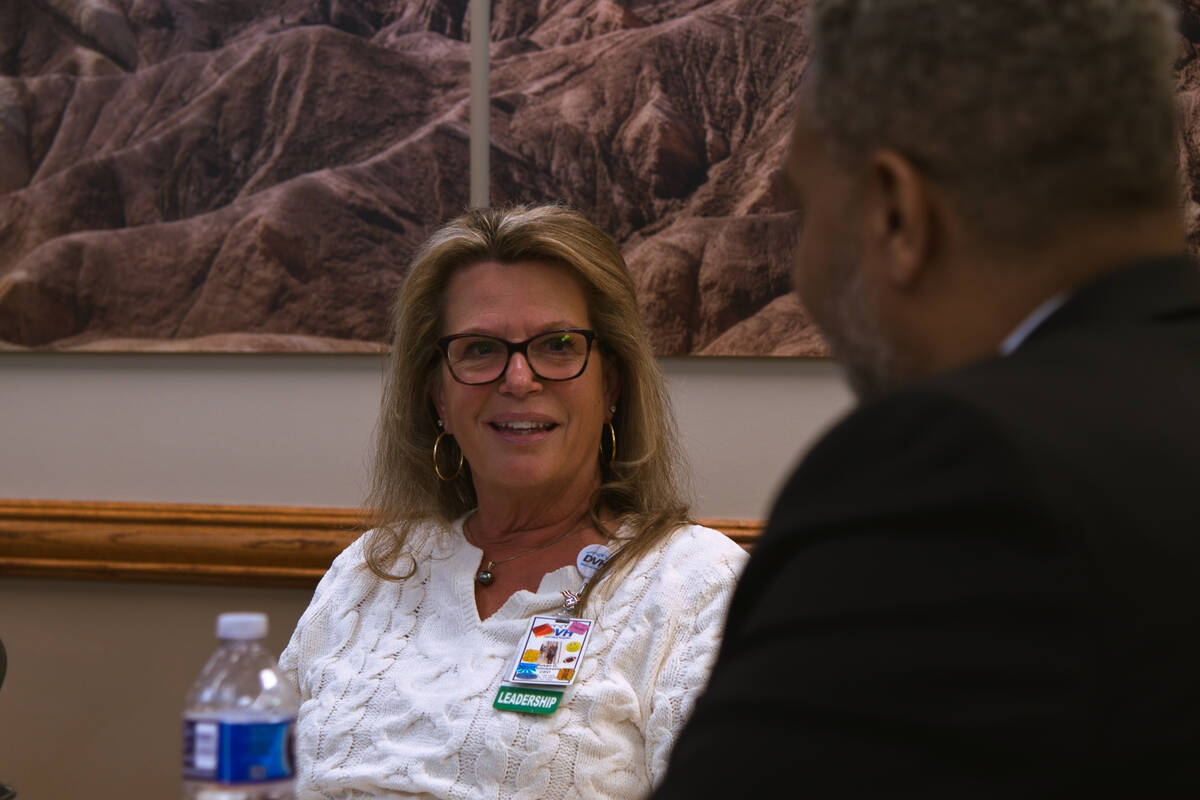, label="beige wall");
[0,354,851,518]
[0,578,314,798]
[0,354,852,797]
